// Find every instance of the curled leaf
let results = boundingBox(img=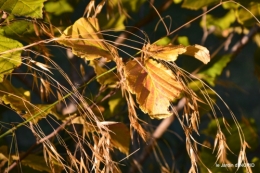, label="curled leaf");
[146,44,186,62]
[124,58,184,118]
[146,44,210,64]
[58,17,118,61]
